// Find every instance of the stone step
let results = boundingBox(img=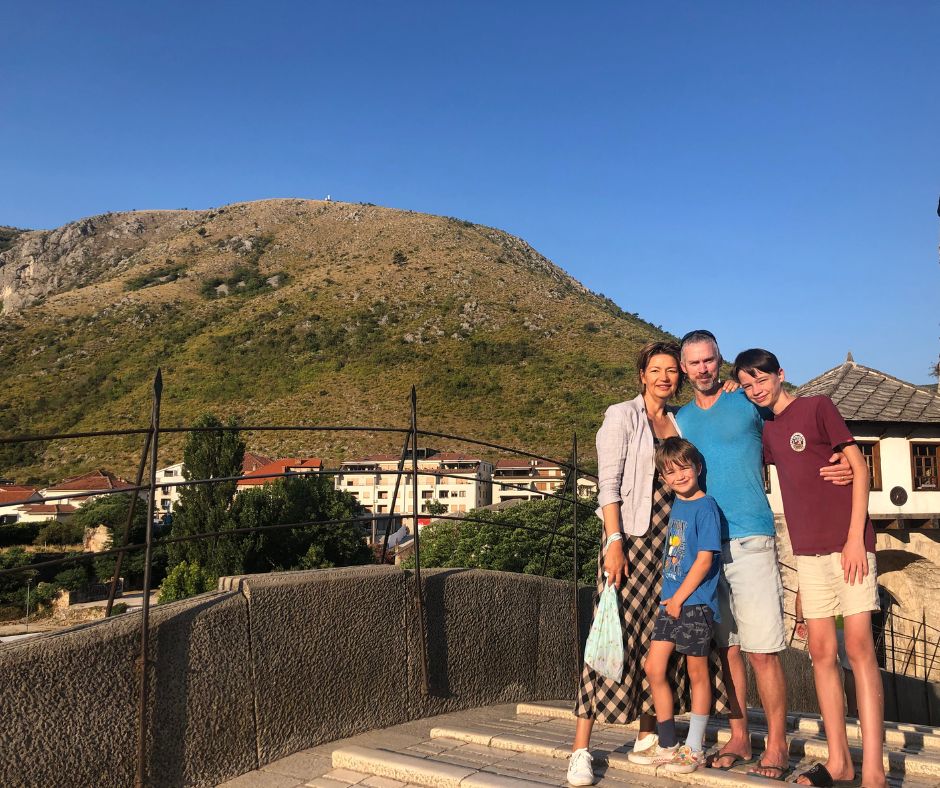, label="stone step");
[331,745,555,788]
[431,722,940,781]
[515,701,940,752]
